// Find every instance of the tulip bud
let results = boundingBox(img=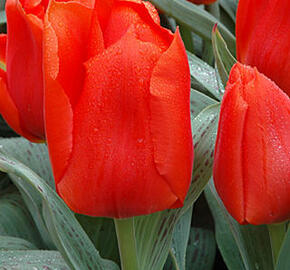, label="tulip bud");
[213,63,290,225]
[44,0,193,218]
